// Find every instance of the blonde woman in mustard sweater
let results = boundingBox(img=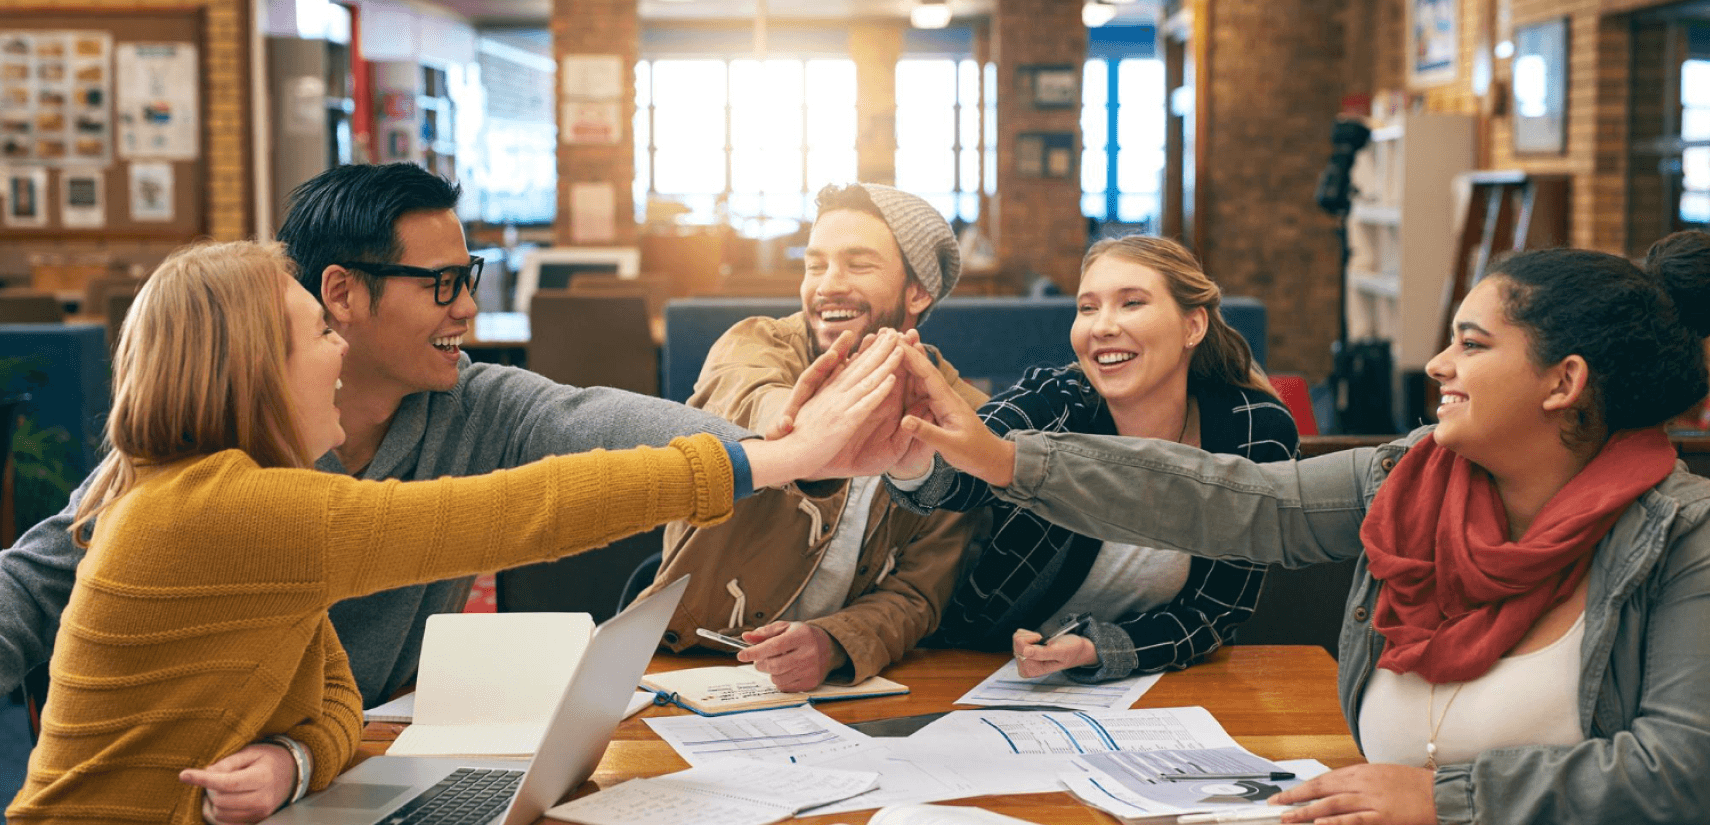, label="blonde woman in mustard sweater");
[7,240,904,825]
